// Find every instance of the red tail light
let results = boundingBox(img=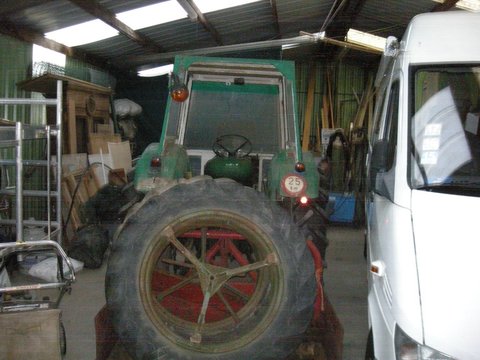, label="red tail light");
[150,156,161,167]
